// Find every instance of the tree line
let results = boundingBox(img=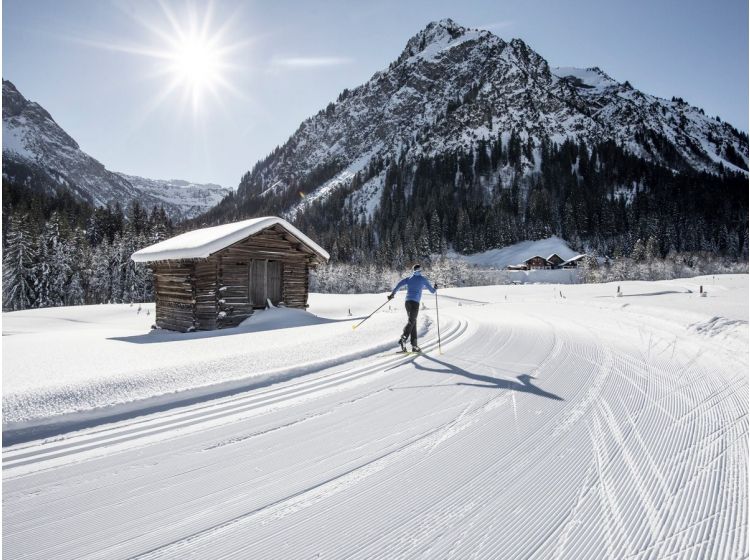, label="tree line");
[3,132,748,310]
[291,135,749,269]
[2,183,175,311]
